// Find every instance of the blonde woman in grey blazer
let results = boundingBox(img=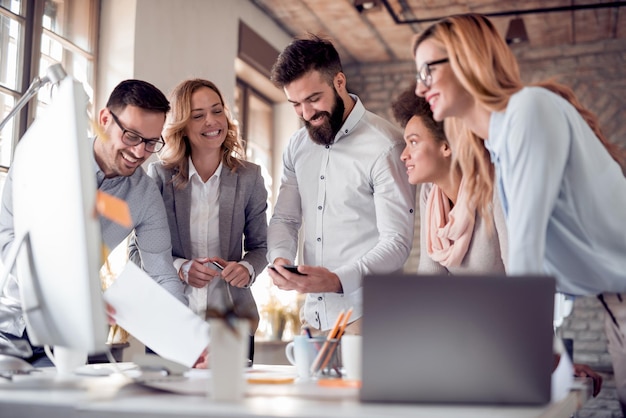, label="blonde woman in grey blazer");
[130,79,267,361]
